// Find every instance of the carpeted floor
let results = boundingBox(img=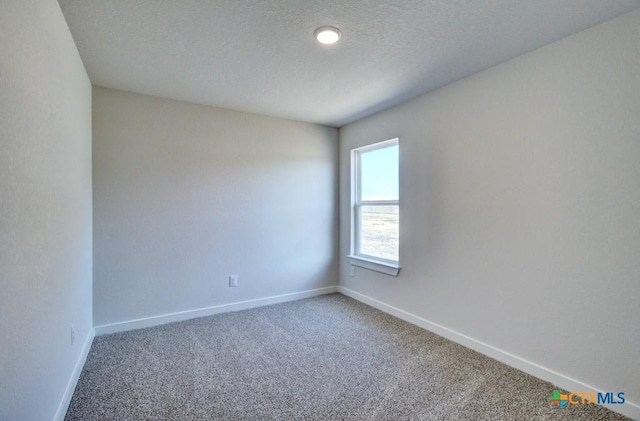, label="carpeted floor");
[65,293,628,420]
